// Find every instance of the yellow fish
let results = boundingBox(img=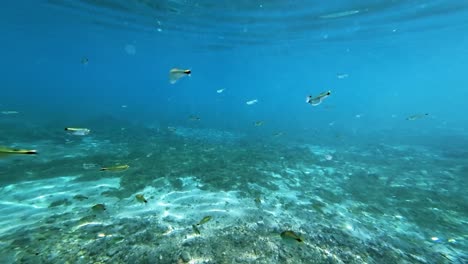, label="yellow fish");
[135,194,147,204]
[280,230,303,242]
[0,146,37,157]
[100,164,129,171]
[91,204,106,212]
[406,113,429,121]
[196,216,212,226]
